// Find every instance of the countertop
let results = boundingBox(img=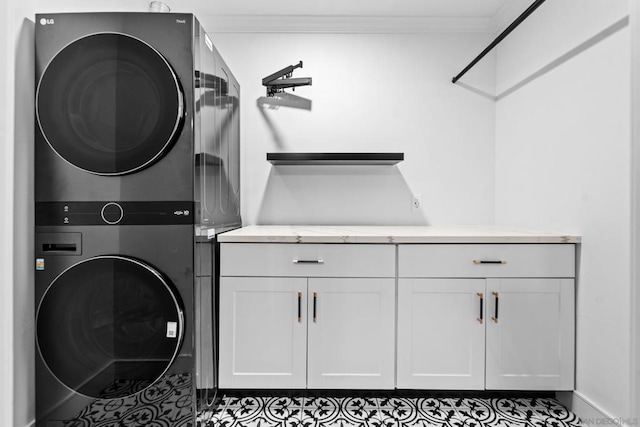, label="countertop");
[218,225,581,244]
